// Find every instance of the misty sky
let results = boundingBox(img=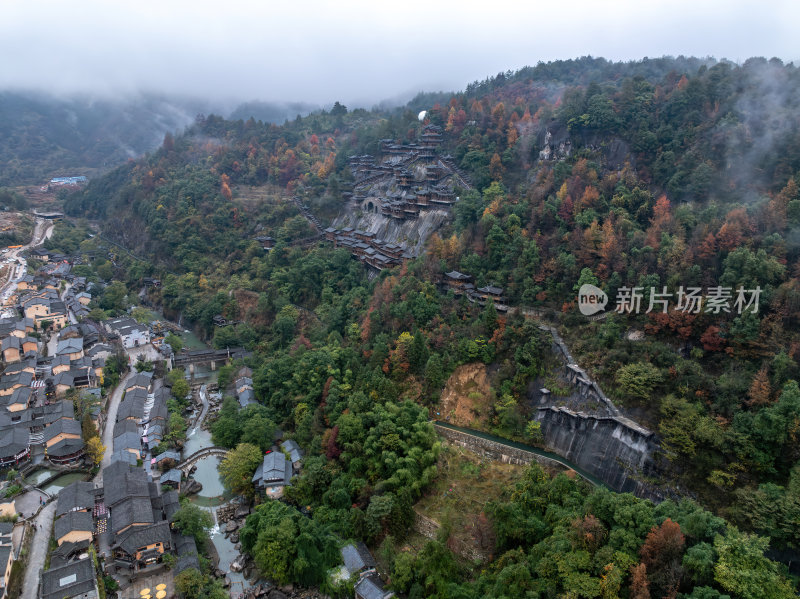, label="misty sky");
[1,0,796,107]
